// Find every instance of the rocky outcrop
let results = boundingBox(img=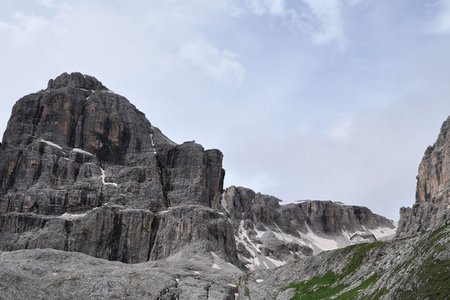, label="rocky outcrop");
[0,72,232,265]
[0,248,240,300]
[158,143,225,208]
[397,116,450,237]
[236,222,450,300]
[222,186,396,270]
